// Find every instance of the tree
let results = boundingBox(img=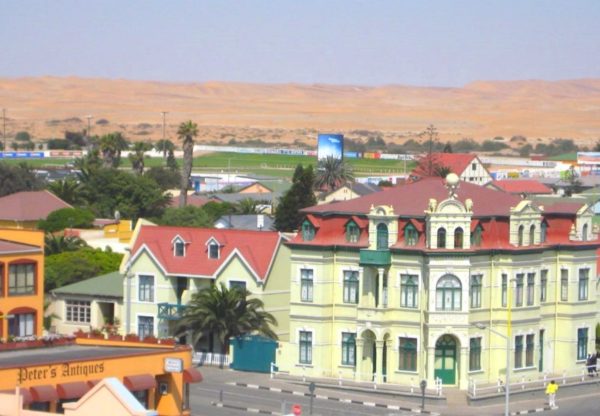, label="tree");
[99,132,129,168]
[15,131,31,142]
[45,247,123,291]
[47,178,83,205]
[157,205,213,228]
[155,139,175,158]
[412,154,451,178]
[0,162,43,197]
[144,167,181,191]
[177,283,277,354]
[128,141,153,175]
[38,208,95,233]
[443,142,453,153]
[274,164,317,232]
[235,198,267,214]
[78,168,170,220]
[564,165,582,197]
[44,234,88,255]
[314,156,354,192]
[177,121,198,207]
[166,149,178,171]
